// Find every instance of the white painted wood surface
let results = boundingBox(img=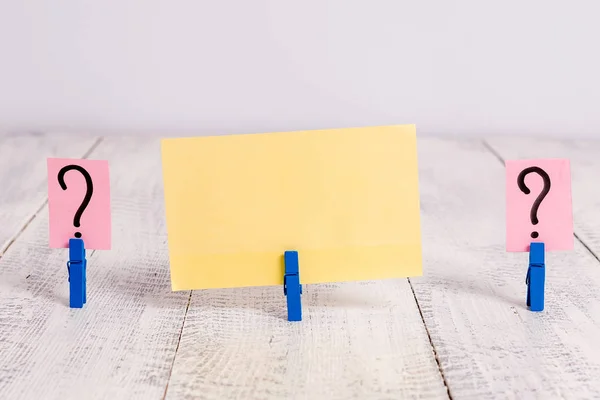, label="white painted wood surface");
[413,138,600,399]
[0,136,189,400]
[1,133,600,399]
[166,280,447,400]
